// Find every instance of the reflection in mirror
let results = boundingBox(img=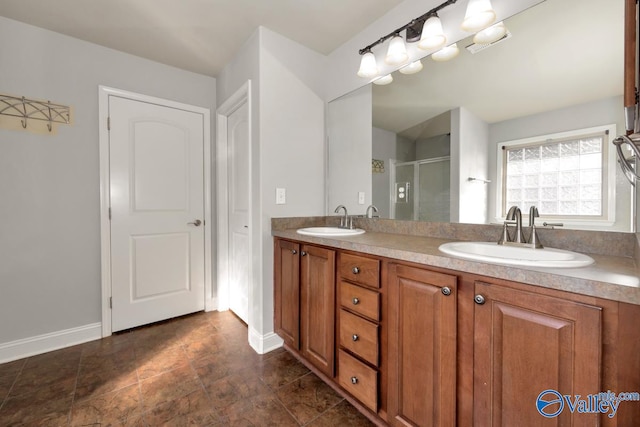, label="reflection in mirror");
[328,0,633,231]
